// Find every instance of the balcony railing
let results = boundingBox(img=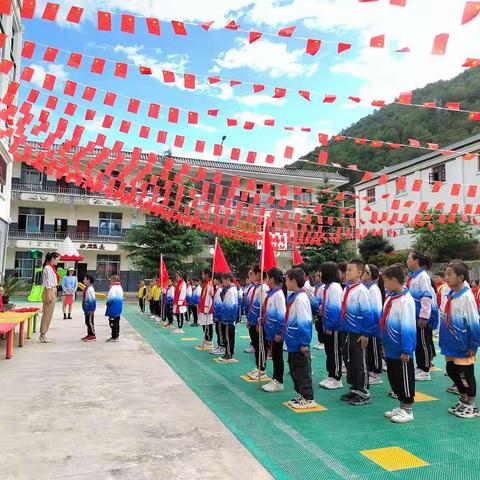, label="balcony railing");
[9,230,126,243]
[12,181,94,196]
